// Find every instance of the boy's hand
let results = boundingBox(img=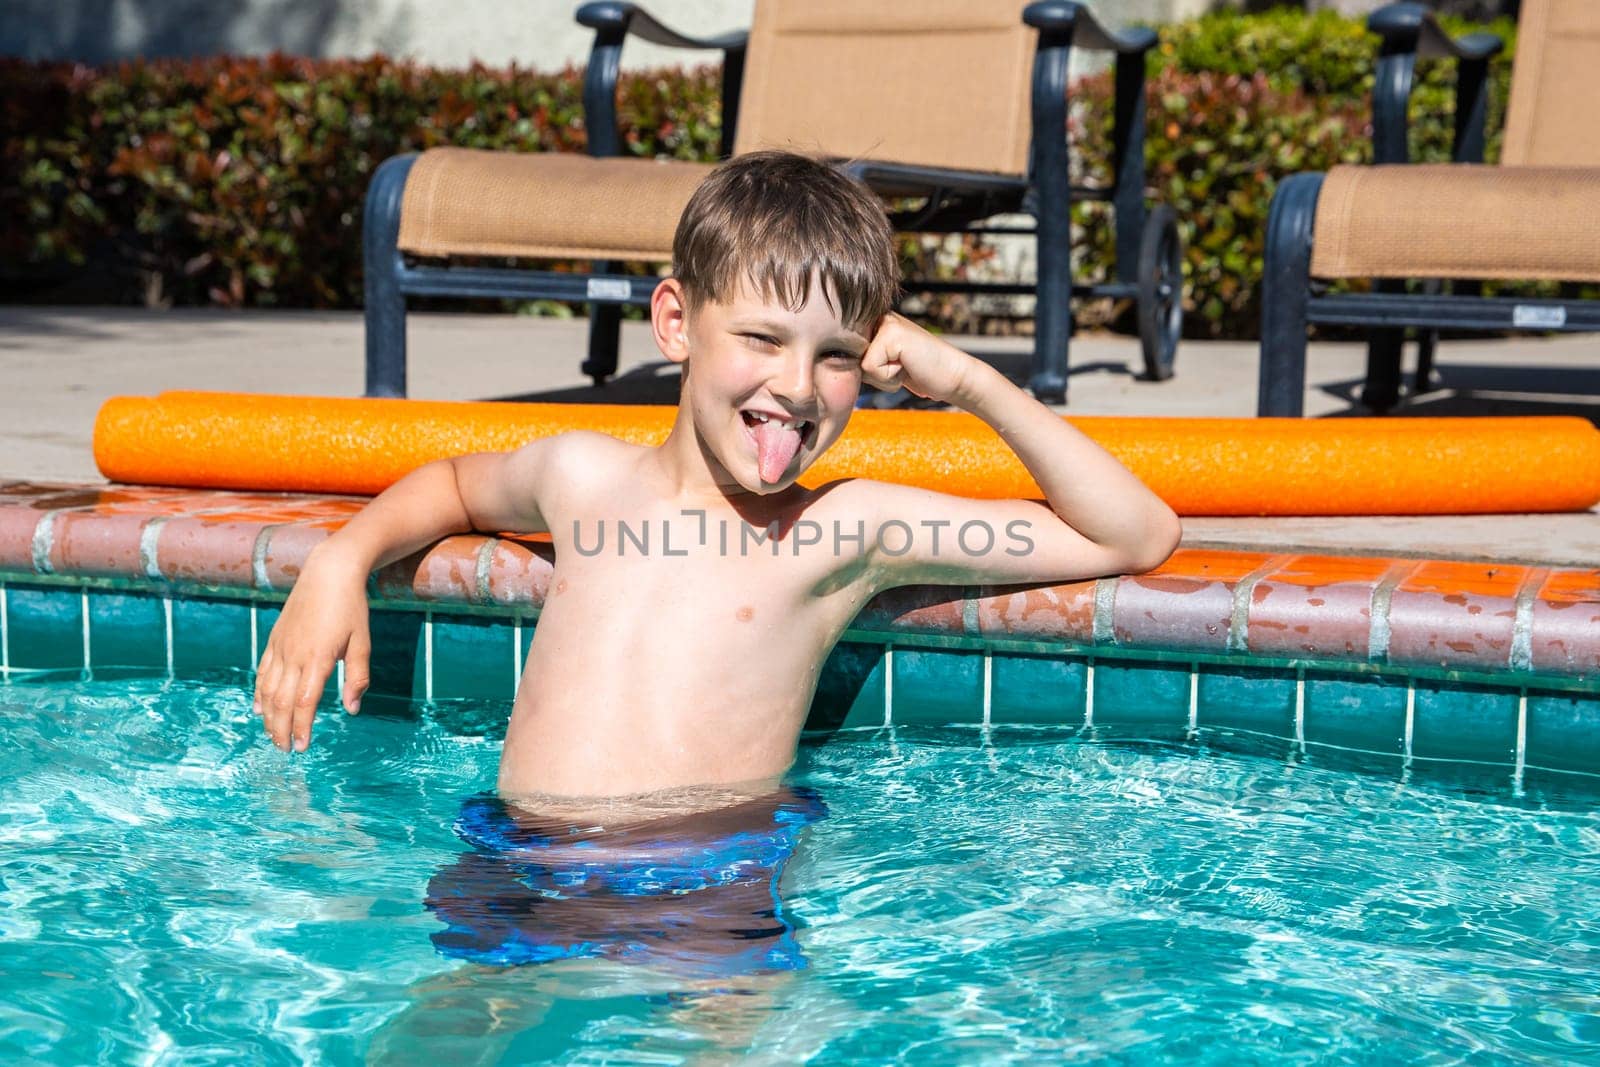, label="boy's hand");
[860,312,977,405]
[253,546,372,752]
